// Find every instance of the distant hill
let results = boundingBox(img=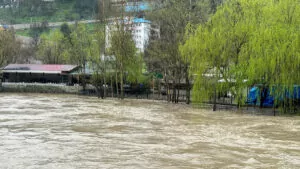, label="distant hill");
[0,0,98,24]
